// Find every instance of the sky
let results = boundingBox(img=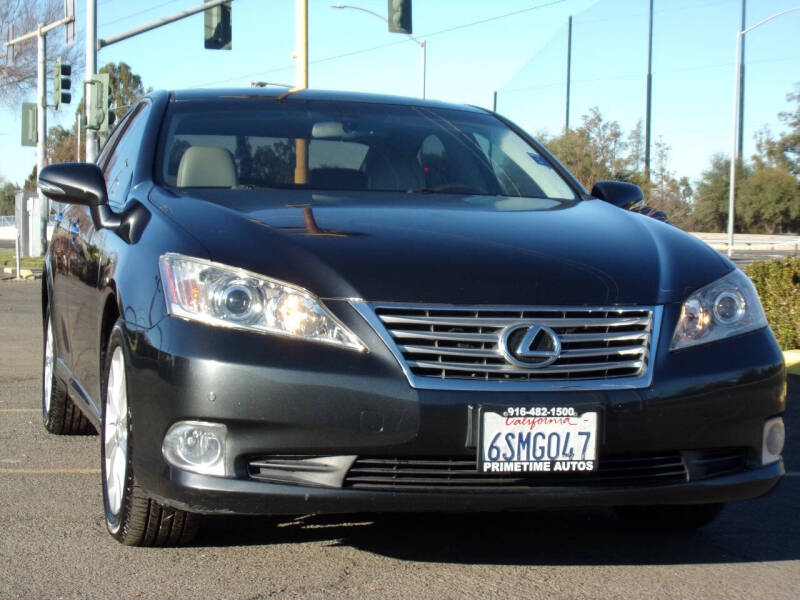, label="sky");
[1,0,799,188]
